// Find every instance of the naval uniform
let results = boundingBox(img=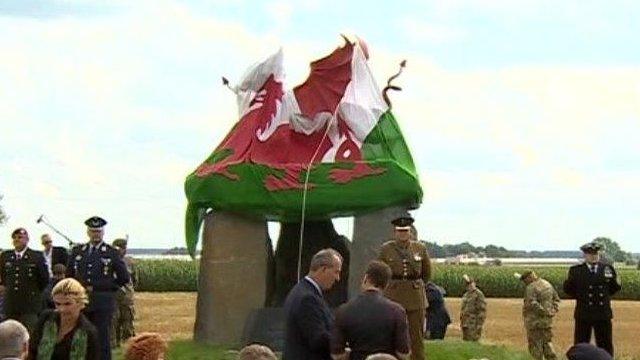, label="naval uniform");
[67,241,130,360]
[0,248,49,332]
[563,261,621,356]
